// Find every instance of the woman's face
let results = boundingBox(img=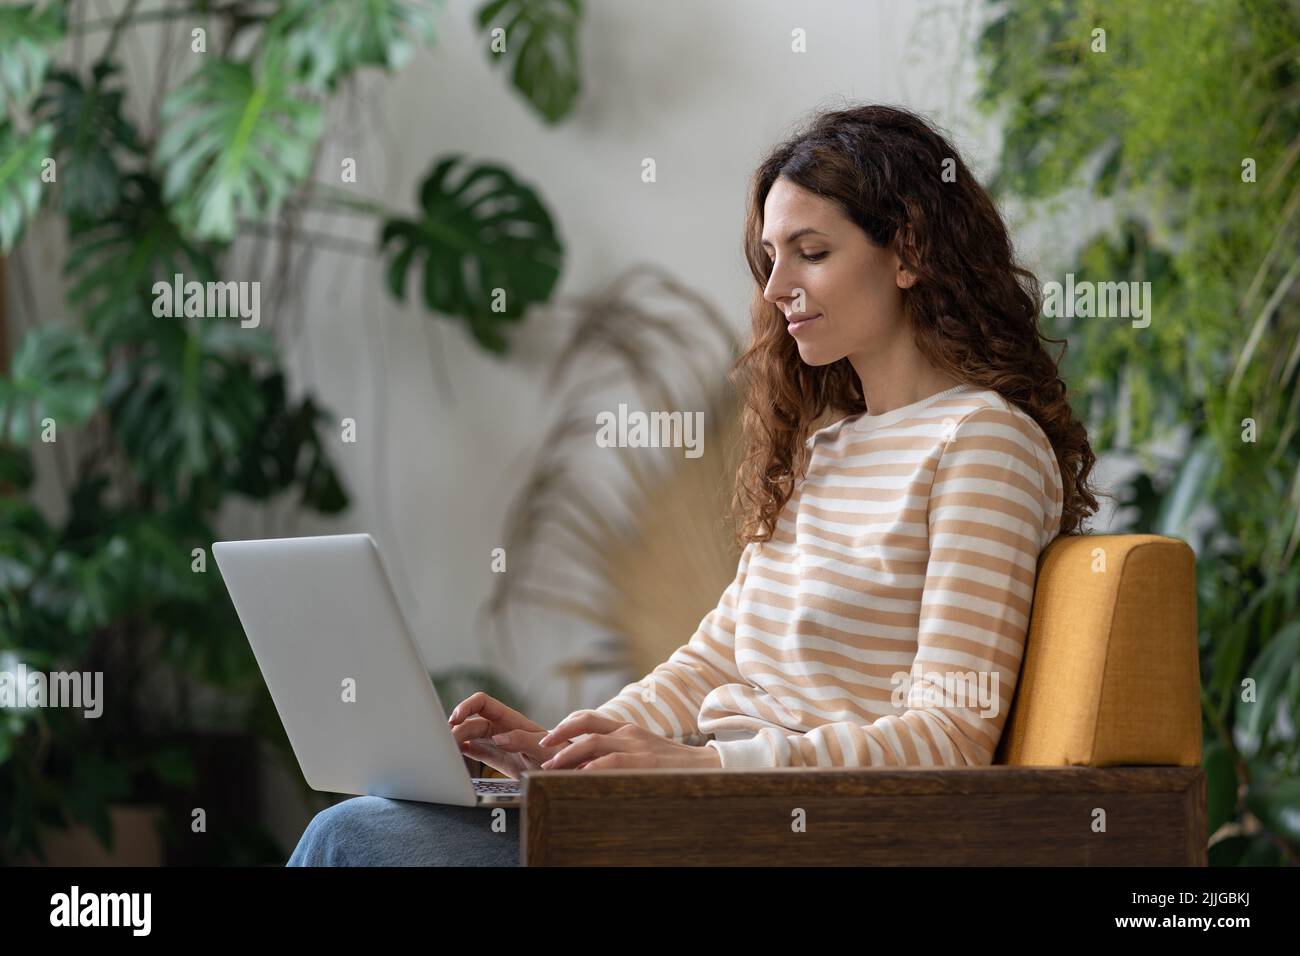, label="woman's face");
[760,177,916,367]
